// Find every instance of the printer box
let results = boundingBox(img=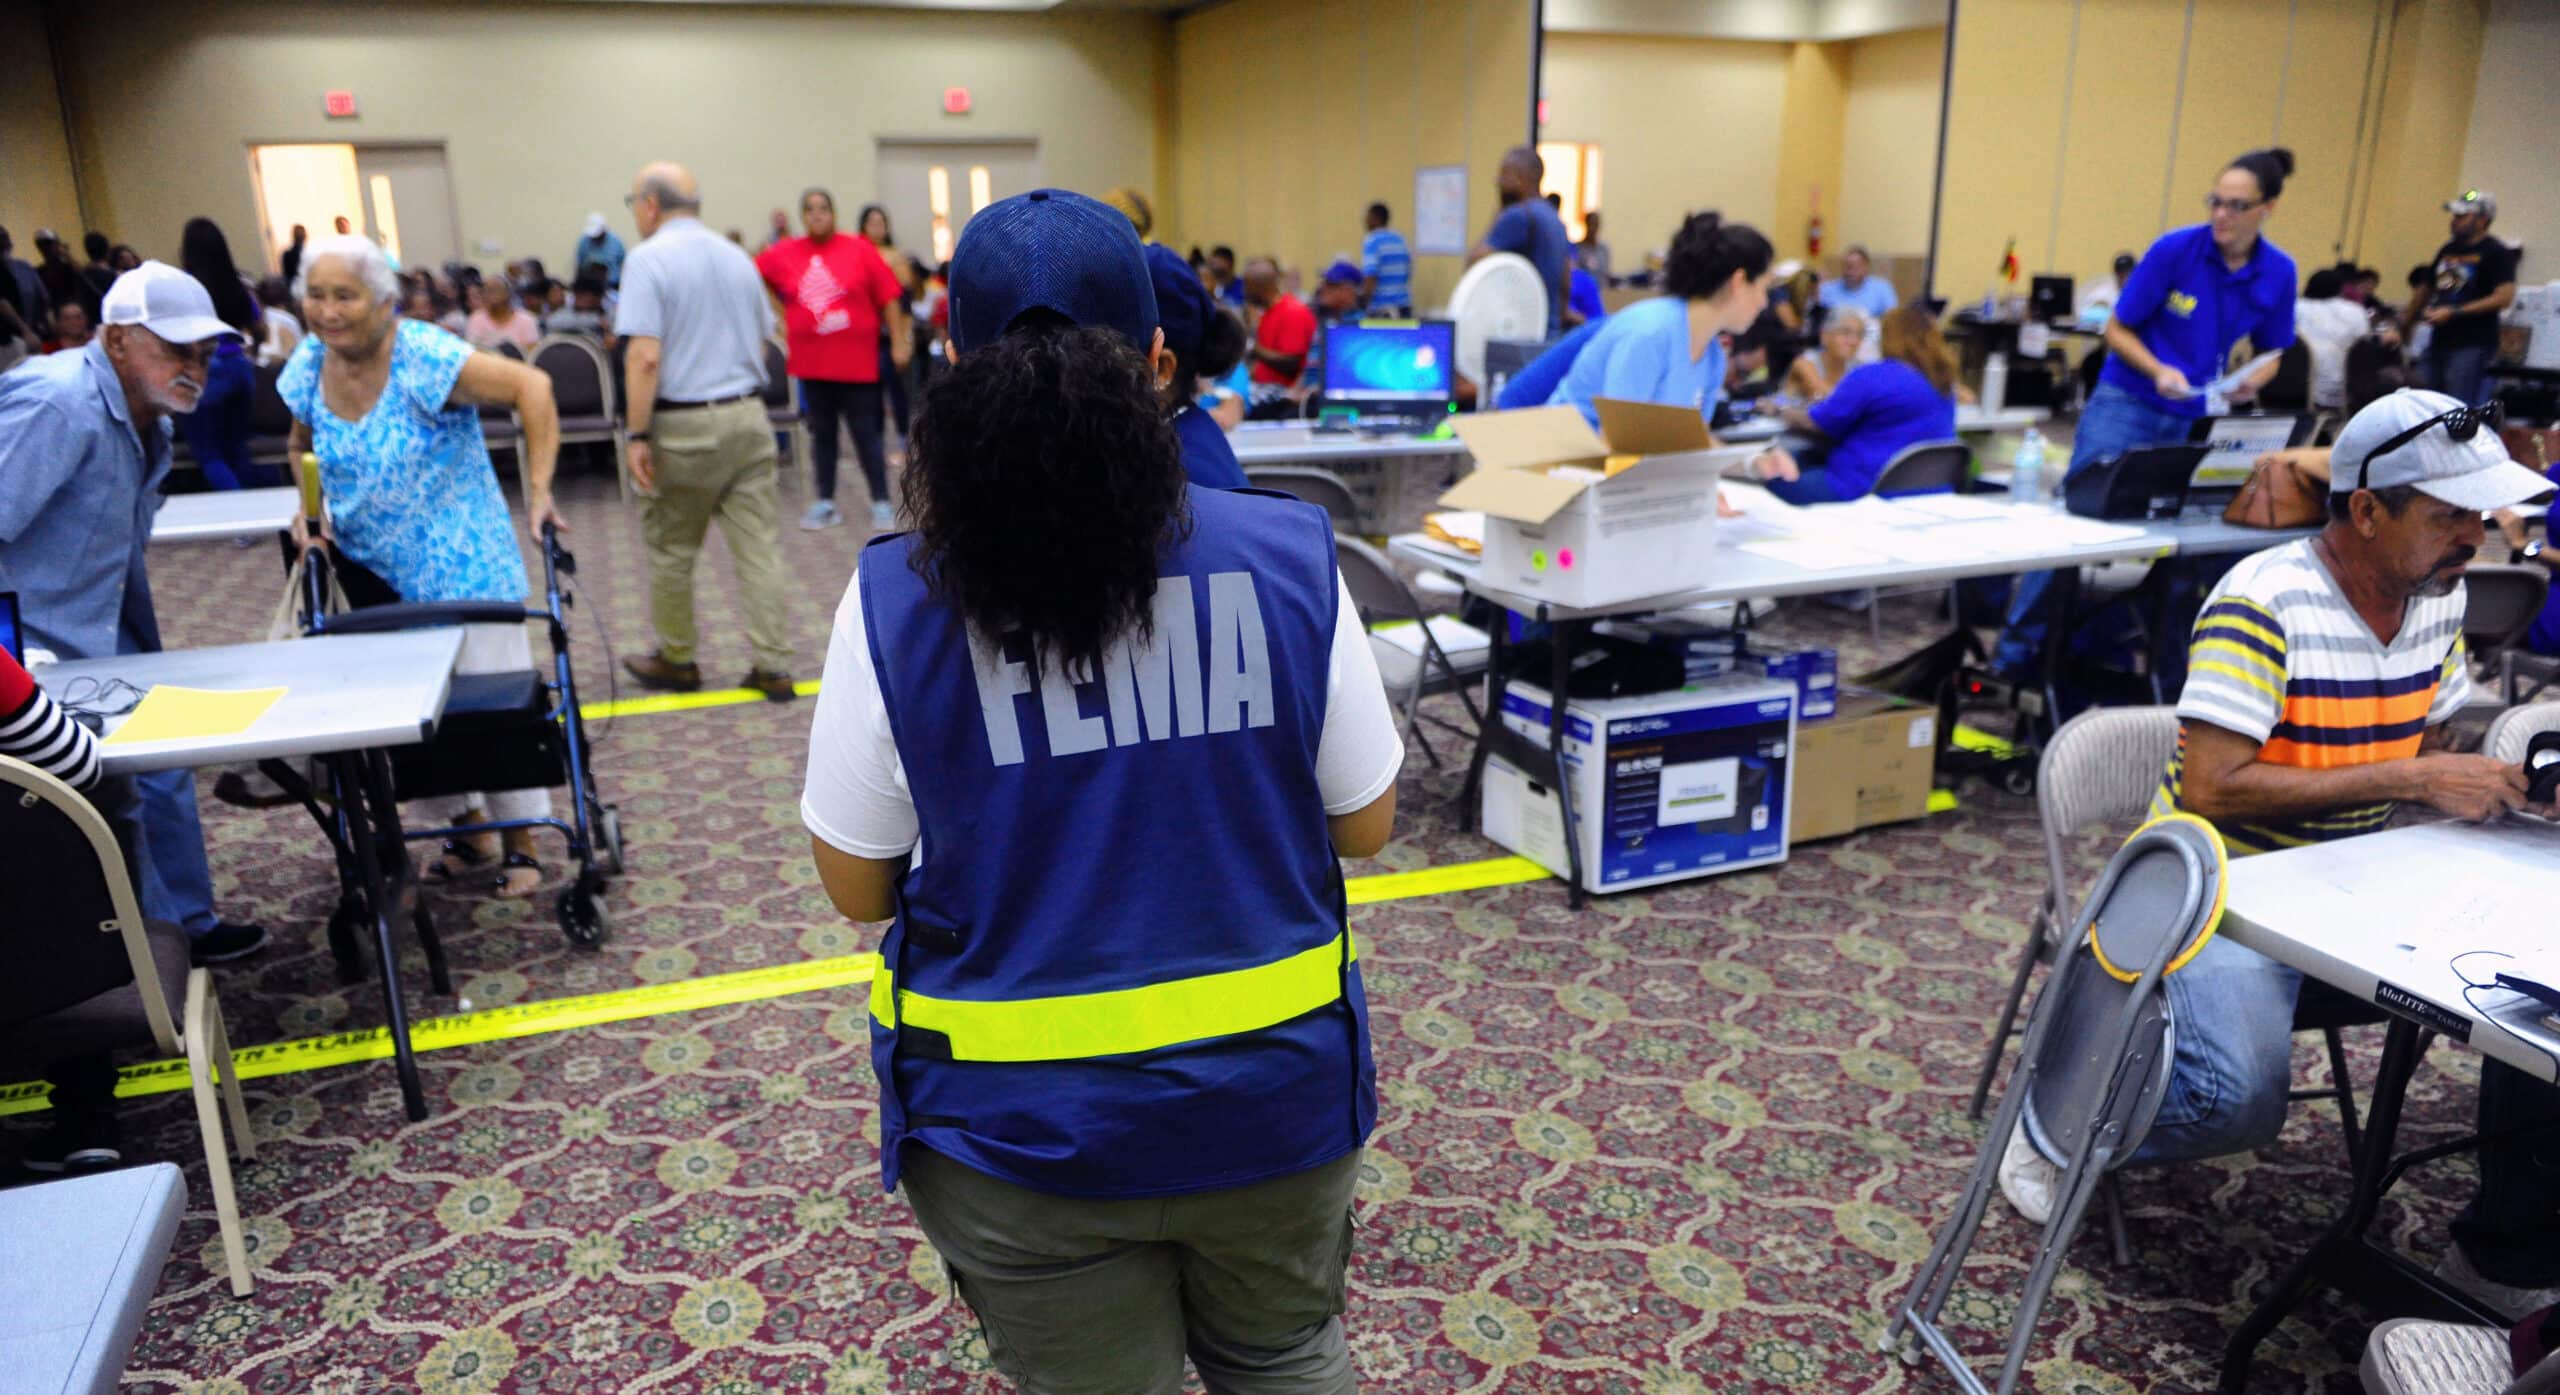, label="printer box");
[1481,675,1796,893]
[1787,692,1939,843]
[1442,399,1756,608]
[1750,645,1838,722]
